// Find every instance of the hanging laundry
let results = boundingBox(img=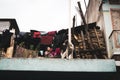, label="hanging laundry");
[33,32,41,38]
[47,31,57,36]
[41,36,53,45]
